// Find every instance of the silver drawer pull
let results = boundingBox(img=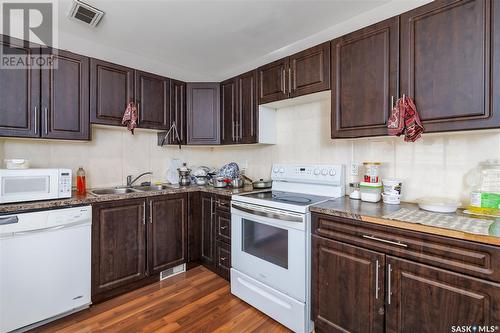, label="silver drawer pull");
[220,257,226,261]
[220,226,227,230]
[362,235,408,248]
